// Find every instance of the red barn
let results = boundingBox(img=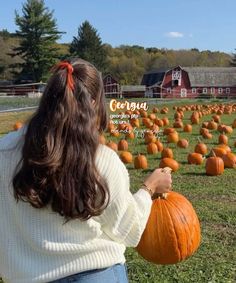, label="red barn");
[103,74,120,98]
[141,66,236,99]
